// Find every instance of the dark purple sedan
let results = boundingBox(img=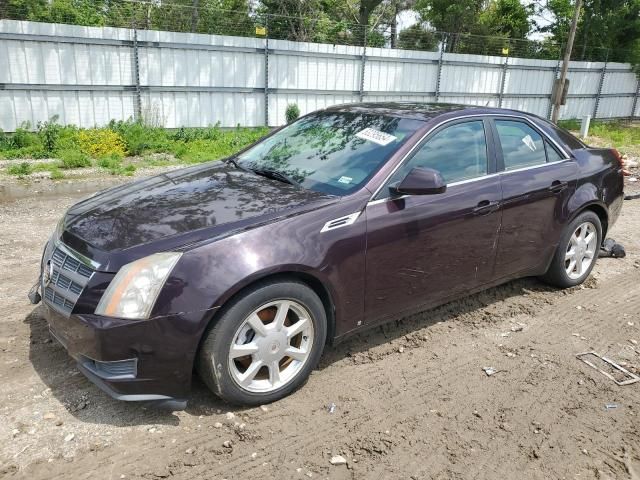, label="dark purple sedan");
[32,103,624,407]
